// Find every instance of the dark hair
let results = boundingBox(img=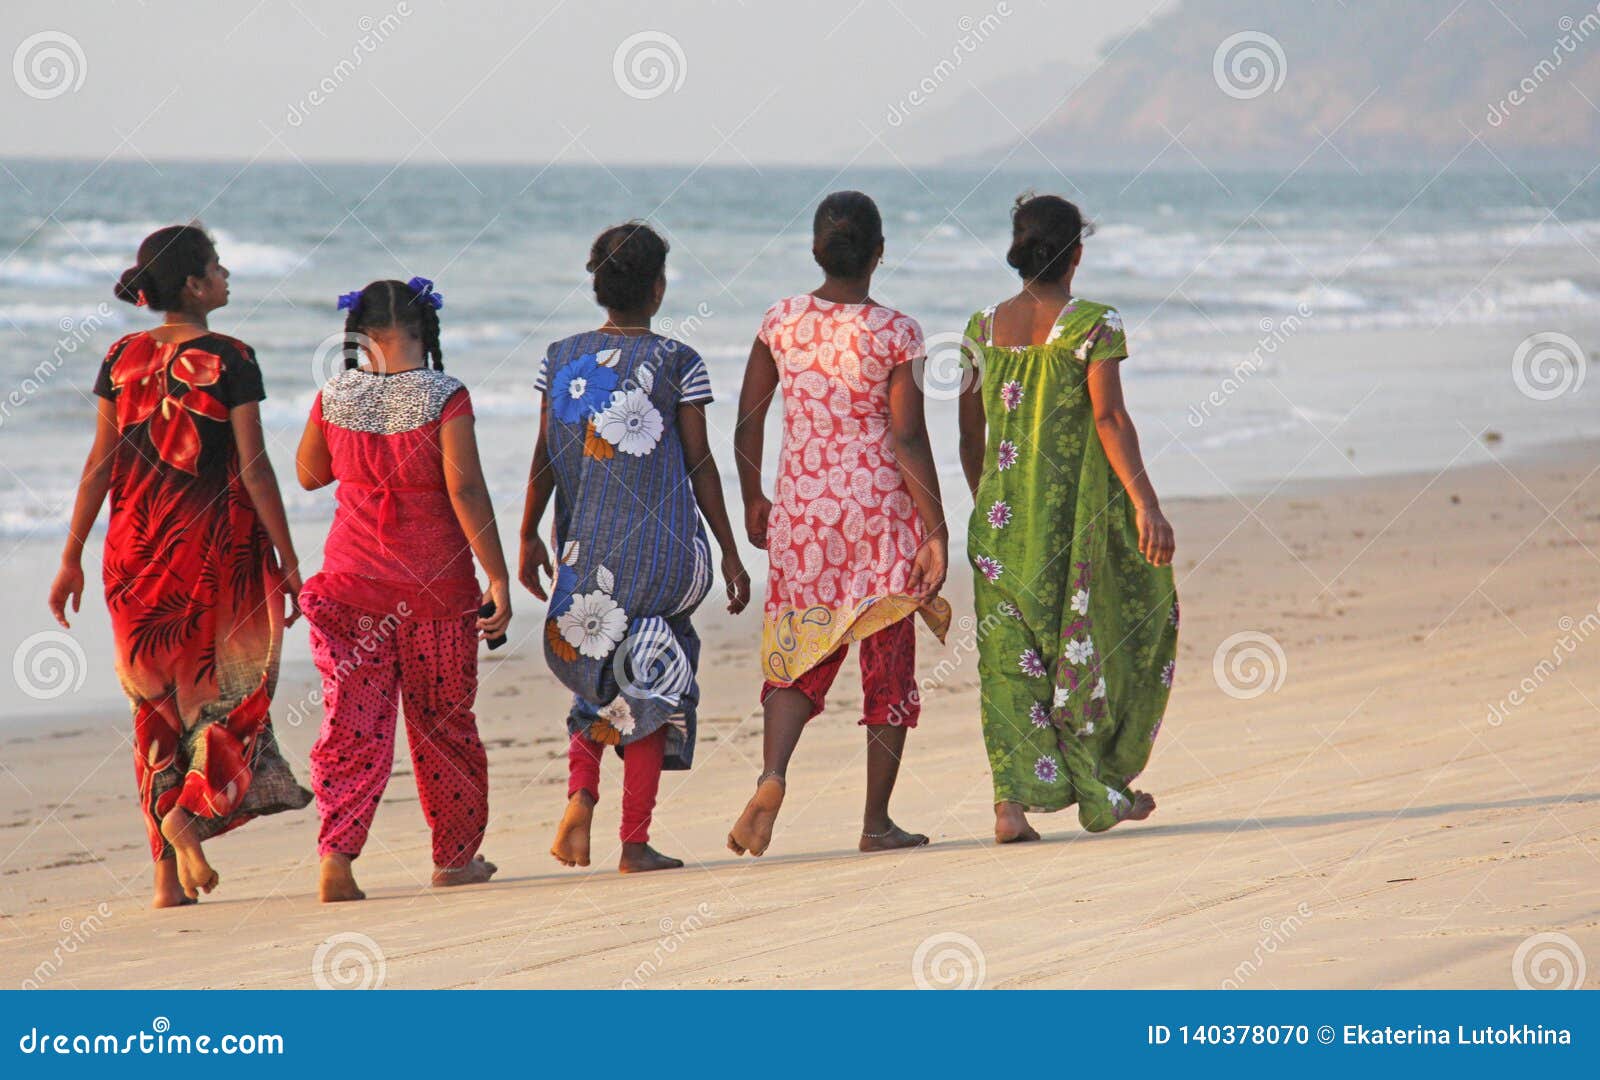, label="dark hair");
[1007,193,1095,282]
[114,224,216,312]
[341,279,443,370]
[586,222,668,313]
[812,191,883,279]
